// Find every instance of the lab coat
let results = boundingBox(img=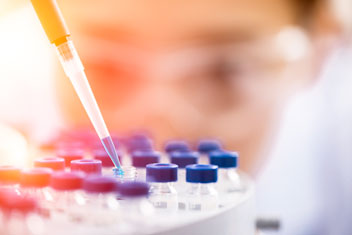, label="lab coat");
[256,45,352,235]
